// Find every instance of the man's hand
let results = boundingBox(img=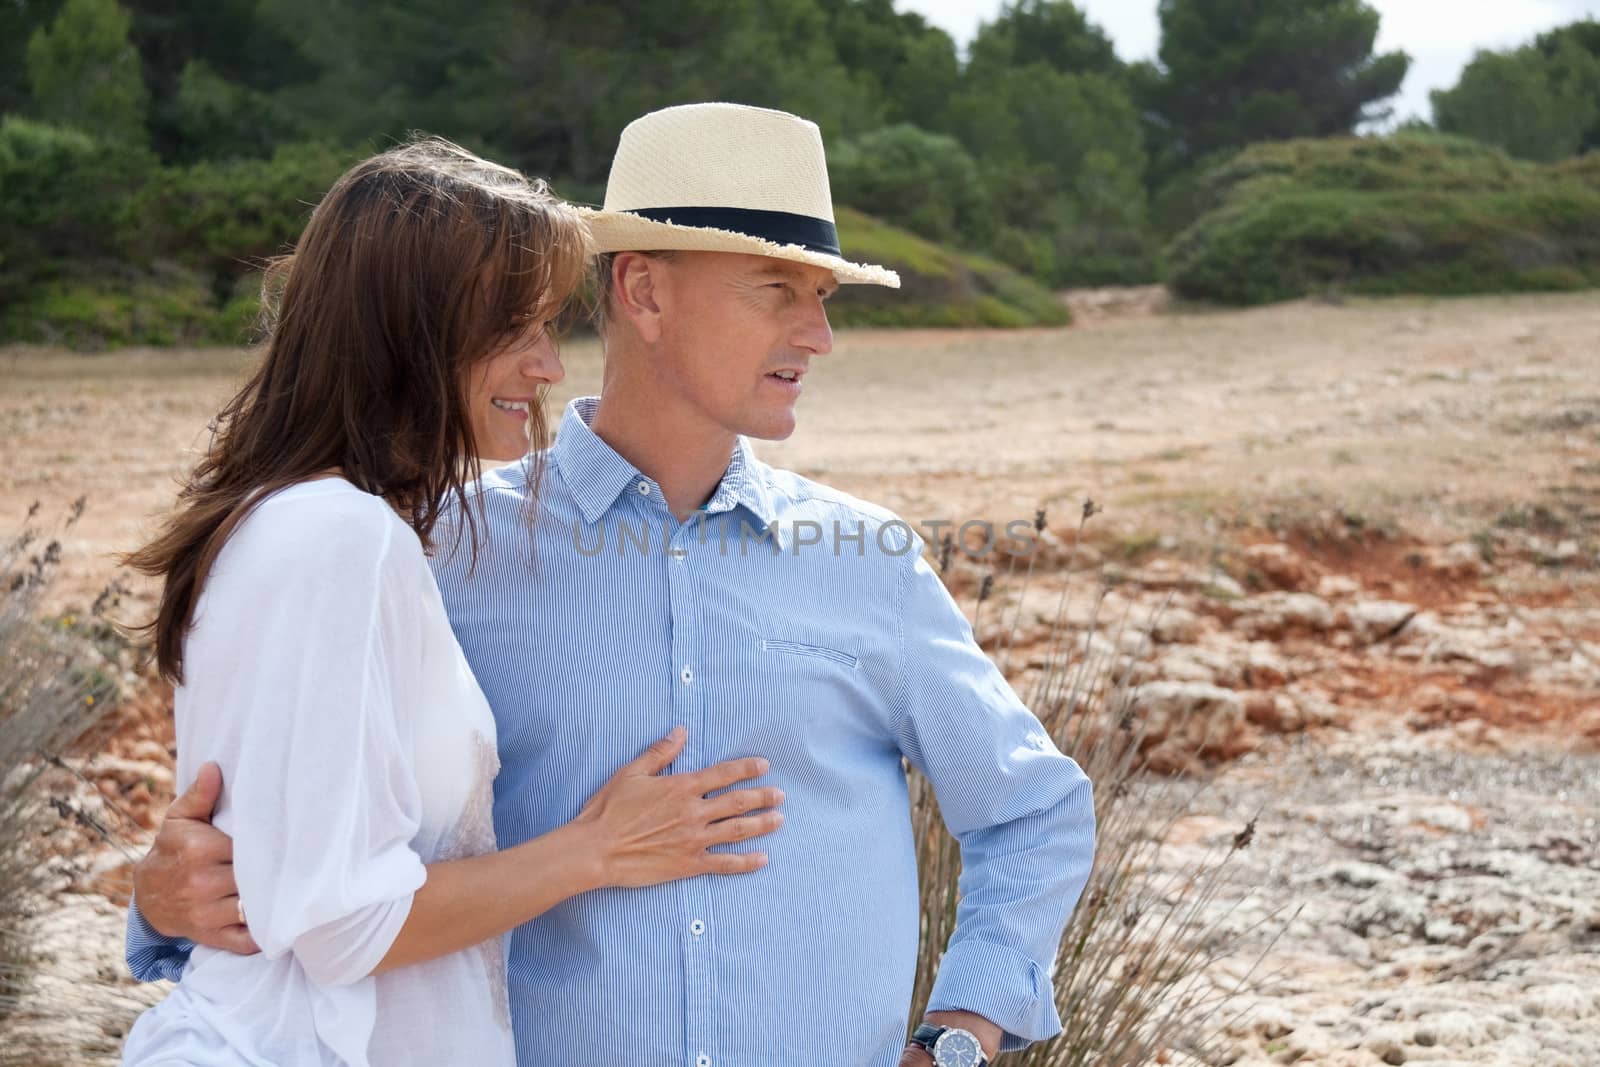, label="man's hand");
[132,761,259,954]
[900,1010,1004,1065]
